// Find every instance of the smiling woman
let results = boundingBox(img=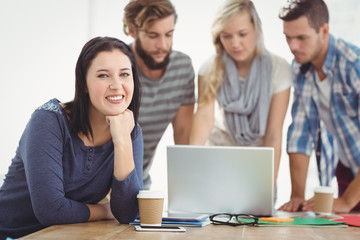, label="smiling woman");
[86,50,134,119]
[0,37,143,239]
